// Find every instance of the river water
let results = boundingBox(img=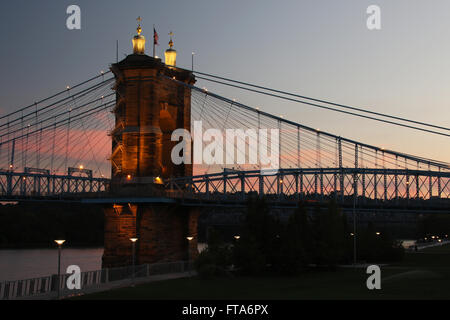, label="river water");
[0,248,104,282]
[0,243,208,282]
